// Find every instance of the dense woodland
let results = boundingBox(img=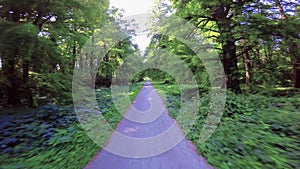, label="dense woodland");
[0,0,299,168]
[0,0,299,107]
